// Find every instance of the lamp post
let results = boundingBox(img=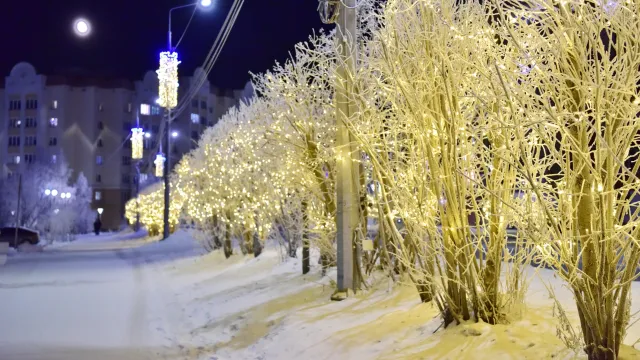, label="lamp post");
[158,0,213,240]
